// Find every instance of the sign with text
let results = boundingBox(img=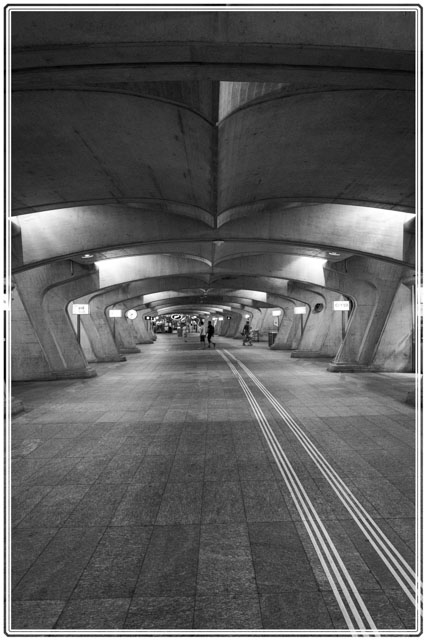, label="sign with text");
[109,309,122,318]
[72,304,89,315]
[334,301,350,311]
[294,307,306,315]
[126,309,137,320]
